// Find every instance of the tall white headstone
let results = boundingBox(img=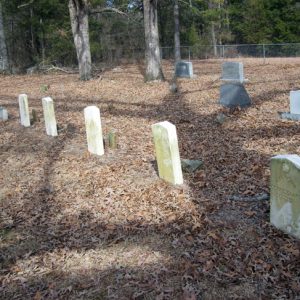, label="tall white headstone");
[290,90,300,115]
[270,154,300,239]
[18,94,30,127]
[42,97,58,137]
[152,121,183,185]
[84,106,104,156]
